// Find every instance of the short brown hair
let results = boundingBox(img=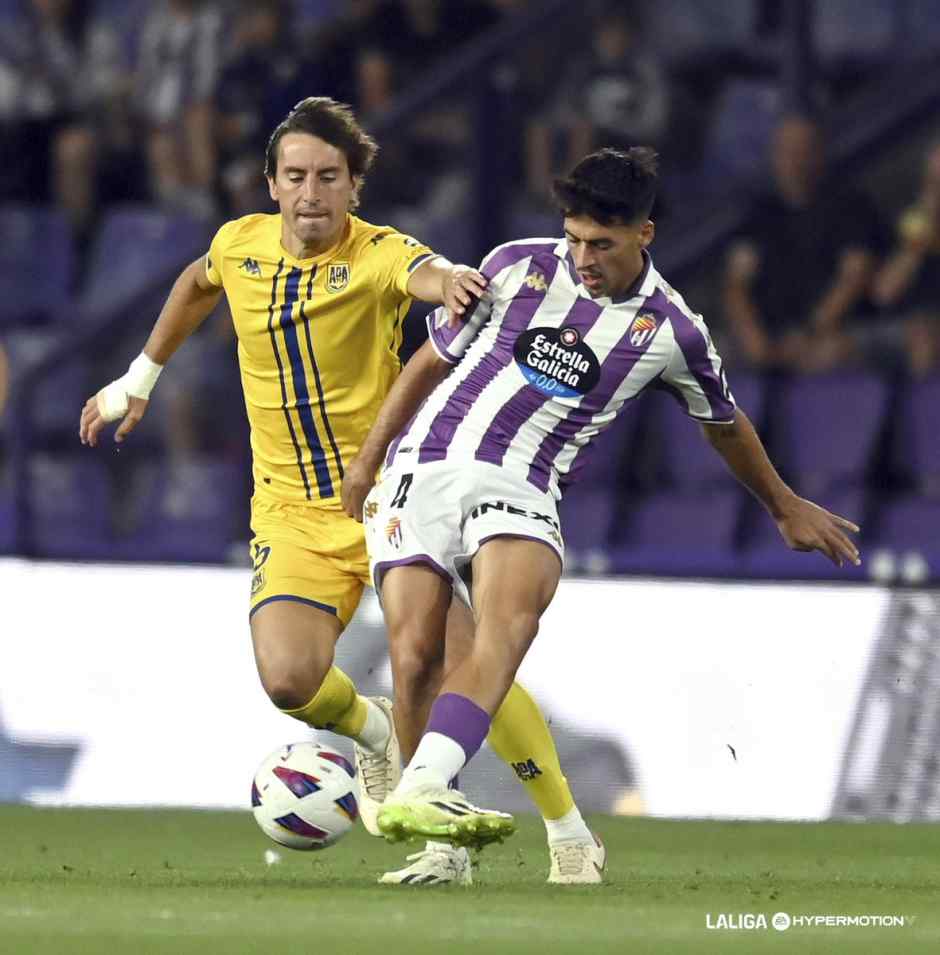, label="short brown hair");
[264,97,379,189]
